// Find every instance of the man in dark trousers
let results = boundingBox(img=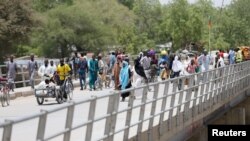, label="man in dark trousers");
[72,52,79,80]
